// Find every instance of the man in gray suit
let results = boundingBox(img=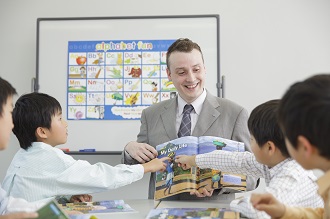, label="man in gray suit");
[122,38,255,200]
